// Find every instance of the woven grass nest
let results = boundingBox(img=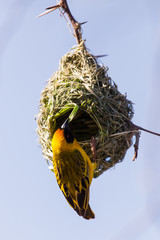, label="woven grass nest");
[37,42,135,178]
